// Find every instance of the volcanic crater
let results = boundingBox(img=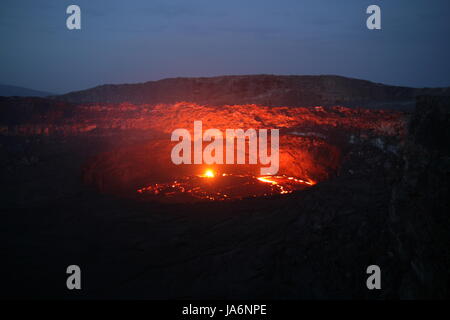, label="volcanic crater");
[5,75,443,299]
[80,102,403,202]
